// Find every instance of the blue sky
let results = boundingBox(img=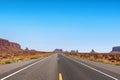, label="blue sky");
[0,0,120,52]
